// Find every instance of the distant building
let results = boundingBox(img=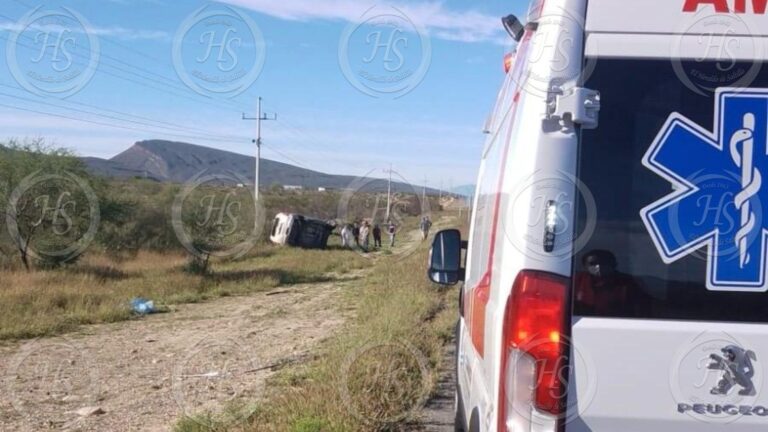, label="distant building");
[318,187,326,192]
[284,185,303,191]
